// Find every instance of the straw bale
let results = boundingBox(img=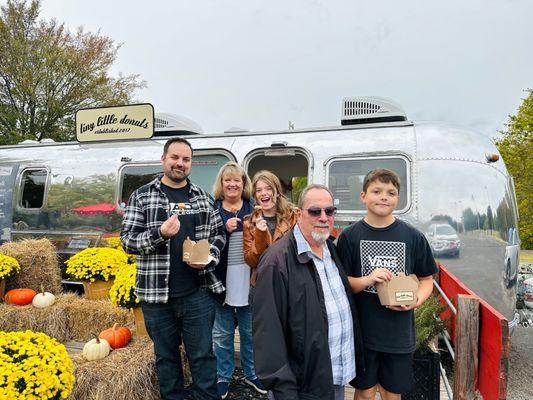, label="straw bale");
[0,294,71,342]
[69,337,159,400]
[62,294,134,341]
[0,238,62,294]
[68,339,192,400]
[0,292,135,343]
